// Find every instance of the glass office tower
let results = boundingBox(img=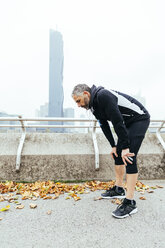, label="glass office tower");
[48,29,64,132]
